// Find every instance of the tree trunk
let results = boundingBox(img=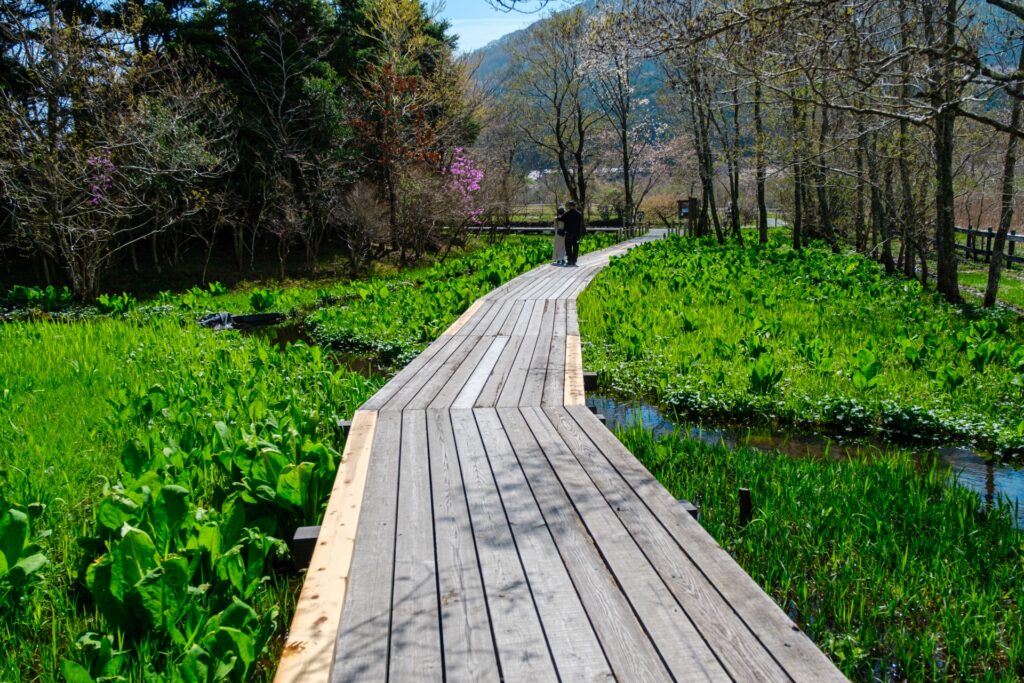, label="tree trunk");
[792,96,803,251]
[984,43,1024,307]
[754,80,768,244]
[934,107,960,301]
[815,106,838,252]
[865,132,895,273]
[854,129,867,252]
[931,0,961,302]
[150,234,162,274]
